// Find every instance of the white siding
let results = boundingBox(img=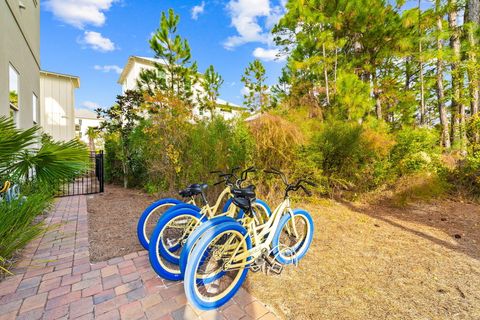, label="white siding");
[40,74,77,141]
[119,57,243,120]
